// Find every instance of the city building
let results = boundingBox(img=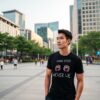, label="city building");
[70,0,81,42]
[25,29,32,40]
[3,9,25,36]
[31,32,43,47]
[36,26,48,43]
[34,21,59,51]
[35,23,47,34]
[77,0,82,35]
[0,14,20,37]
[81,0,100,34]
[70,0,100,56]
[47,28,54,51]
[70,5,74,33]
[71,0,100,38]
[48,21,59,44]
[35,22,59,41]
